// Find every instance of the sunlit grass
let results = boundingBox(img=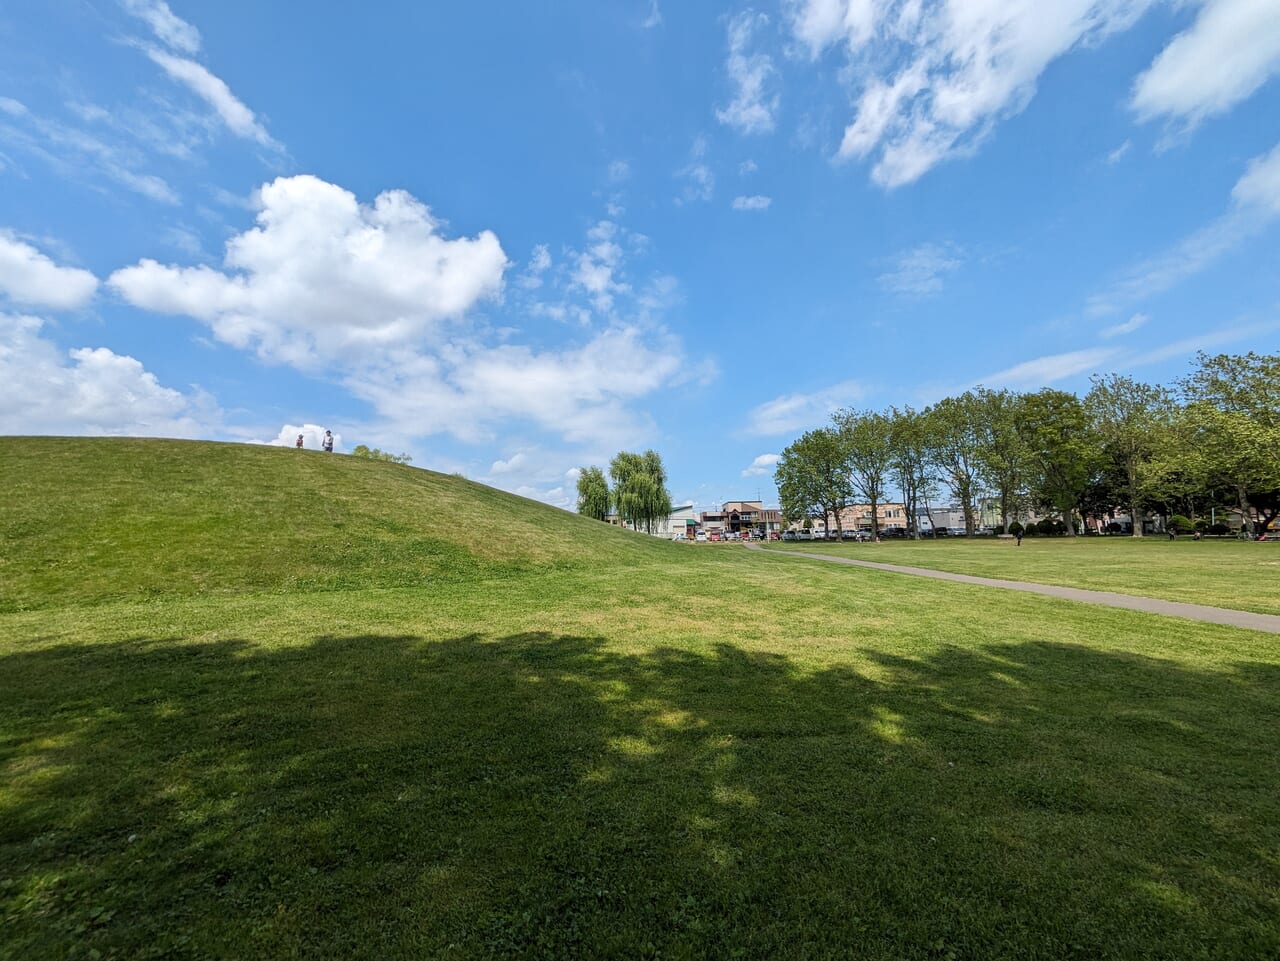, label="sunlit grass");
[761,535,1280,615]
[3,438,1278,959]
